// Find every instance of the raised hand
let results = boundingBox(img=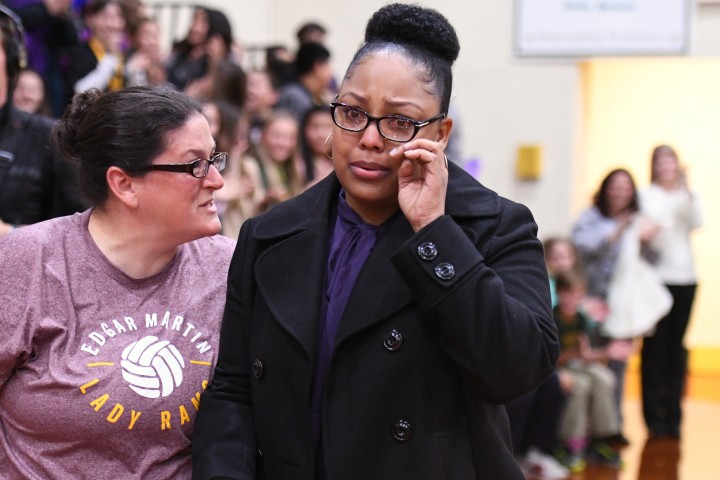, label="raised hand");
[390,139,448,232]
